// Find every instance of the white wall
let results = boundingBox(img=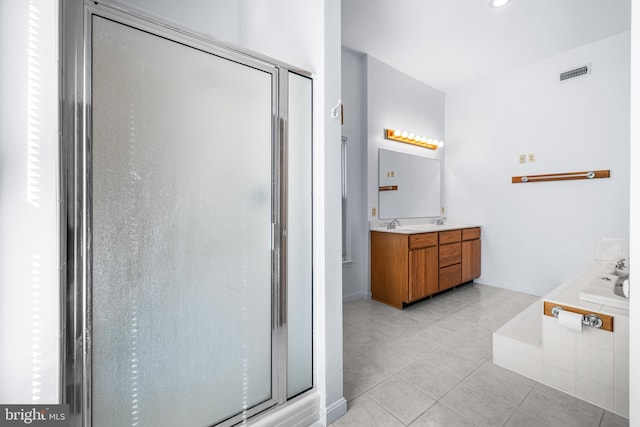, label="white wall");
[341,48,368,301]
[234,0,346,421]
[340,54,445,301]
[319,3,345,420]
[339,55,445,300]
[628,0,639,421]
[109,0,240,44]
[366,56,445,225]
[0,0,60,403]
[446,32,631,296]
